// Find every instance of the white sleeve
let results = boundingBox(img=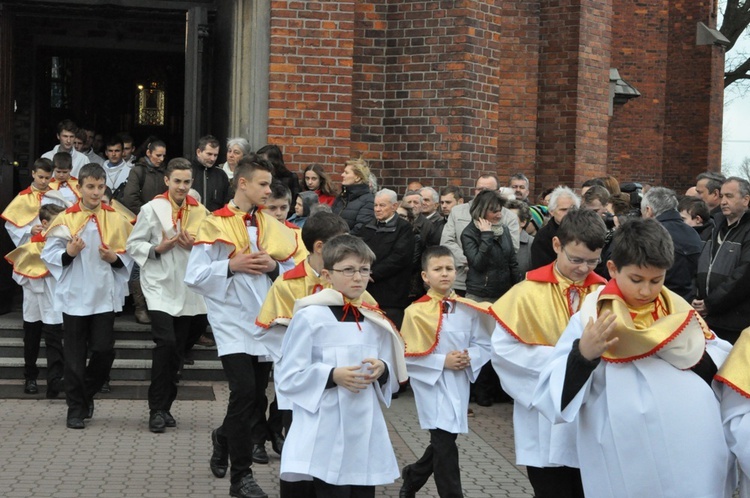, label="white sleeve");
[40,236,68,281]
[250,323,287,363]
[183,243,232,299]
[126,205,158,267]
[465,321,492,383]
[405,354,447,387]
[5,220,32,247]
[720,385,750,481]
